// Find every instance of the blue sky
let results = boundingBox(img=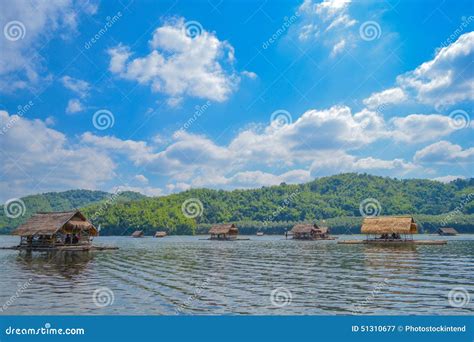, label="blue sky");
[0,0,473,201]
